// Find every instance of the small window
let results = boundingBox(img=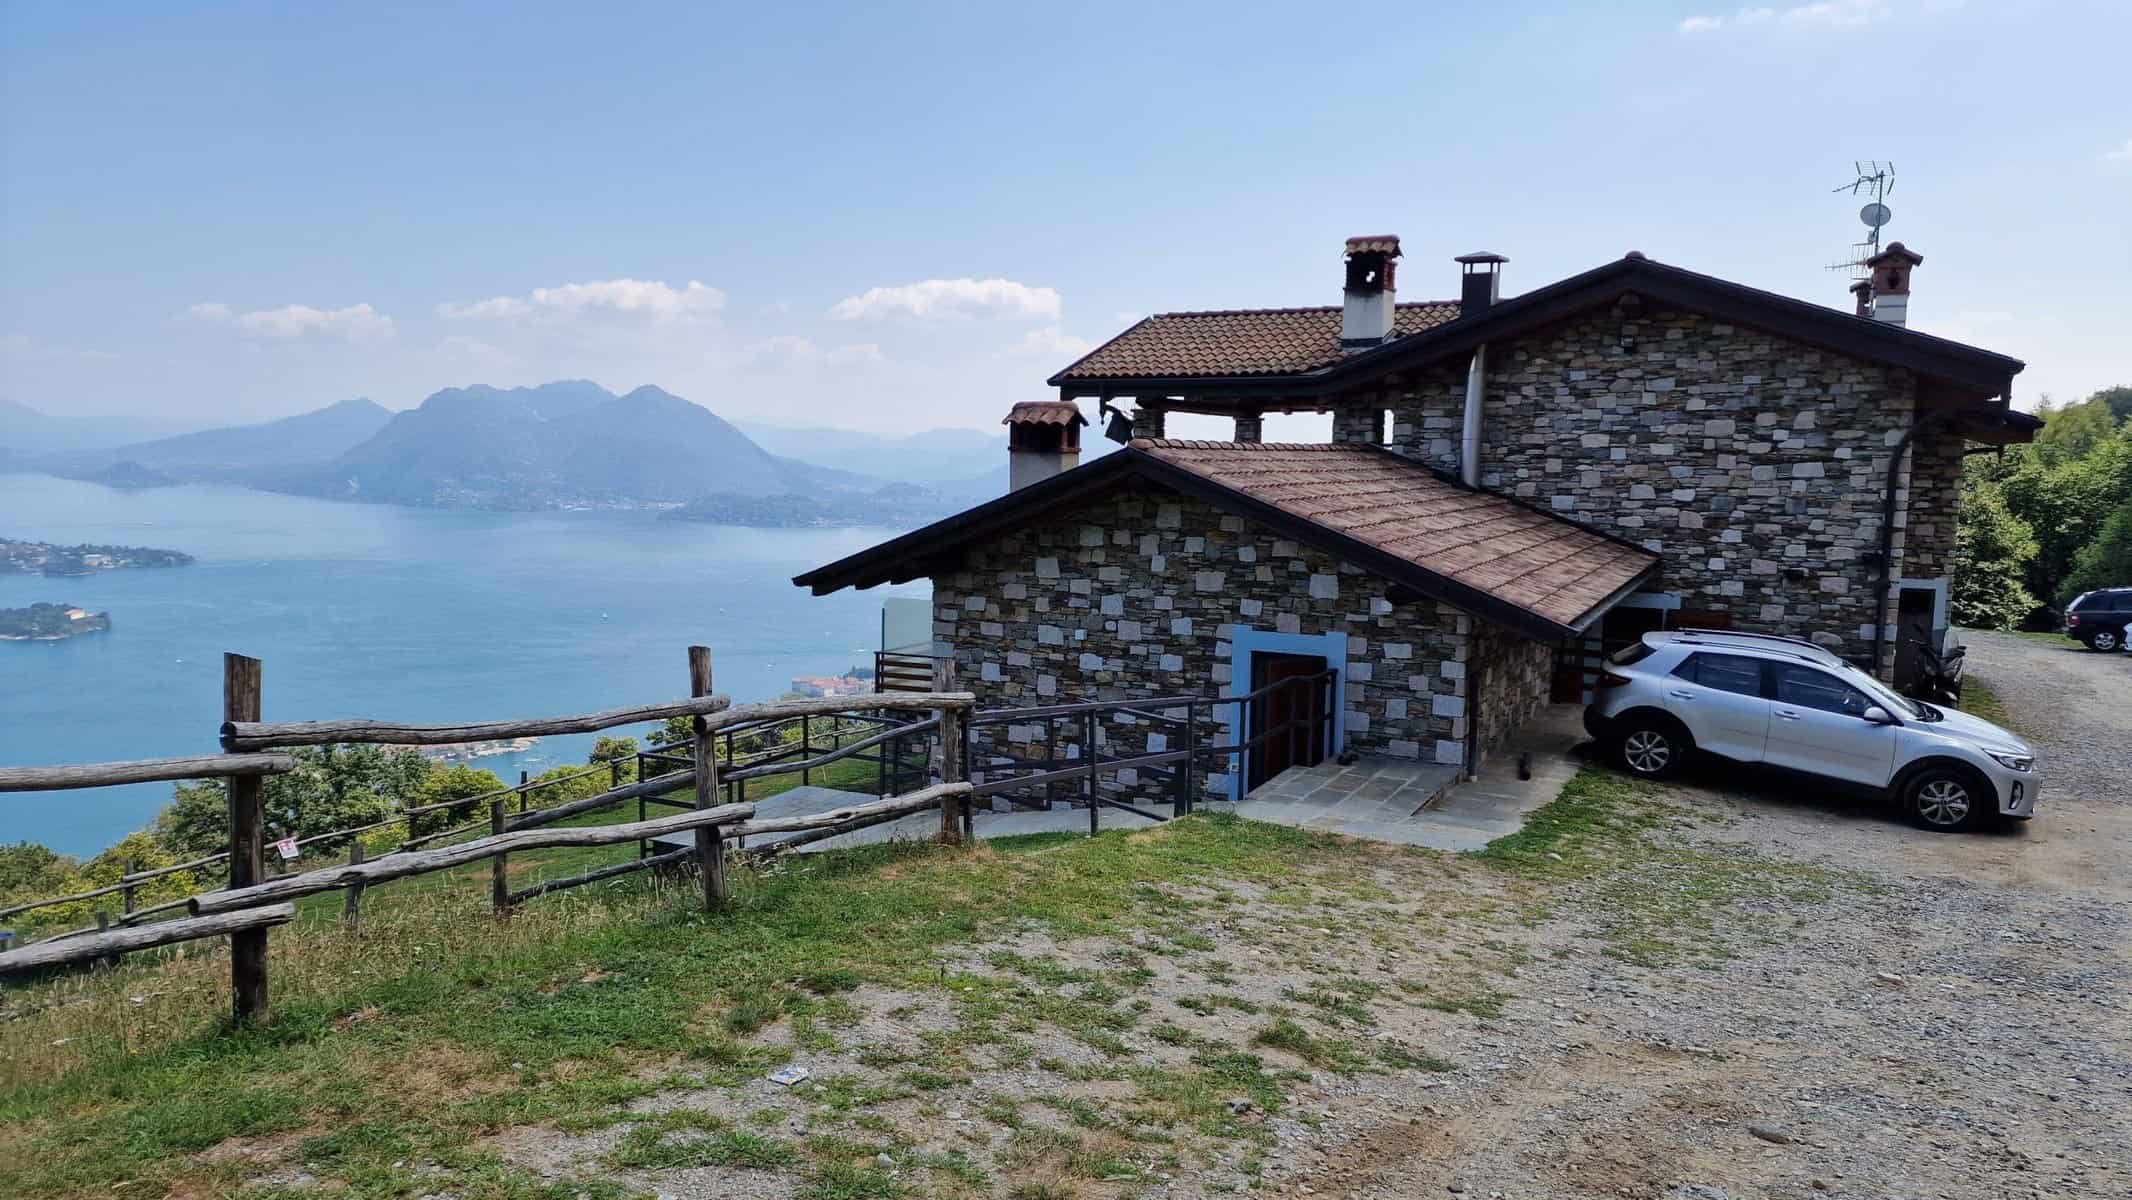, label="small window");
[1772,664,1872,717]
[1671,652,1764,697]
